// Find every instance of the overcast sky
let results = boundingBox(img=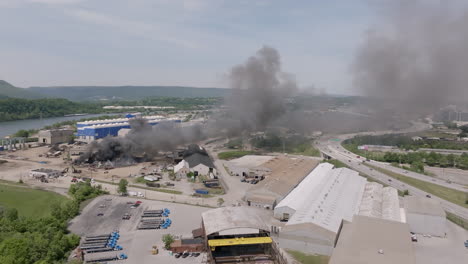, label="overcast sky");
[0,0,374,94]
